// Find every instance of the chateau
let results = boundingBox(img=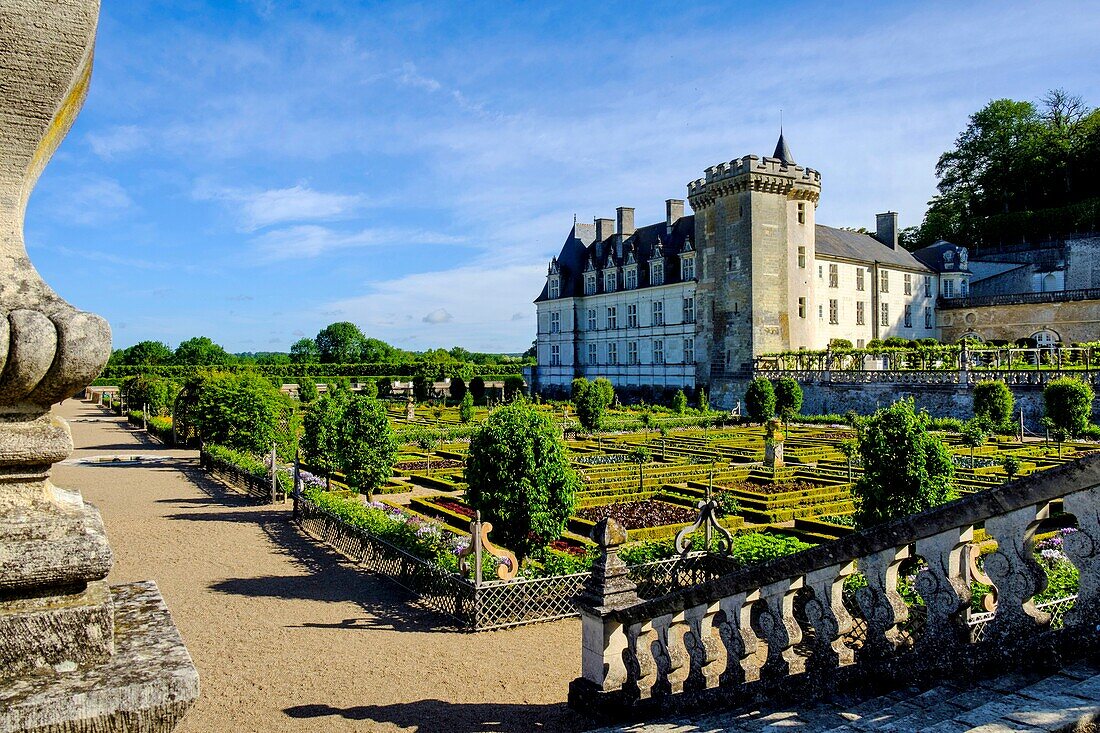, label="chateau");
[531,135,986,397]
